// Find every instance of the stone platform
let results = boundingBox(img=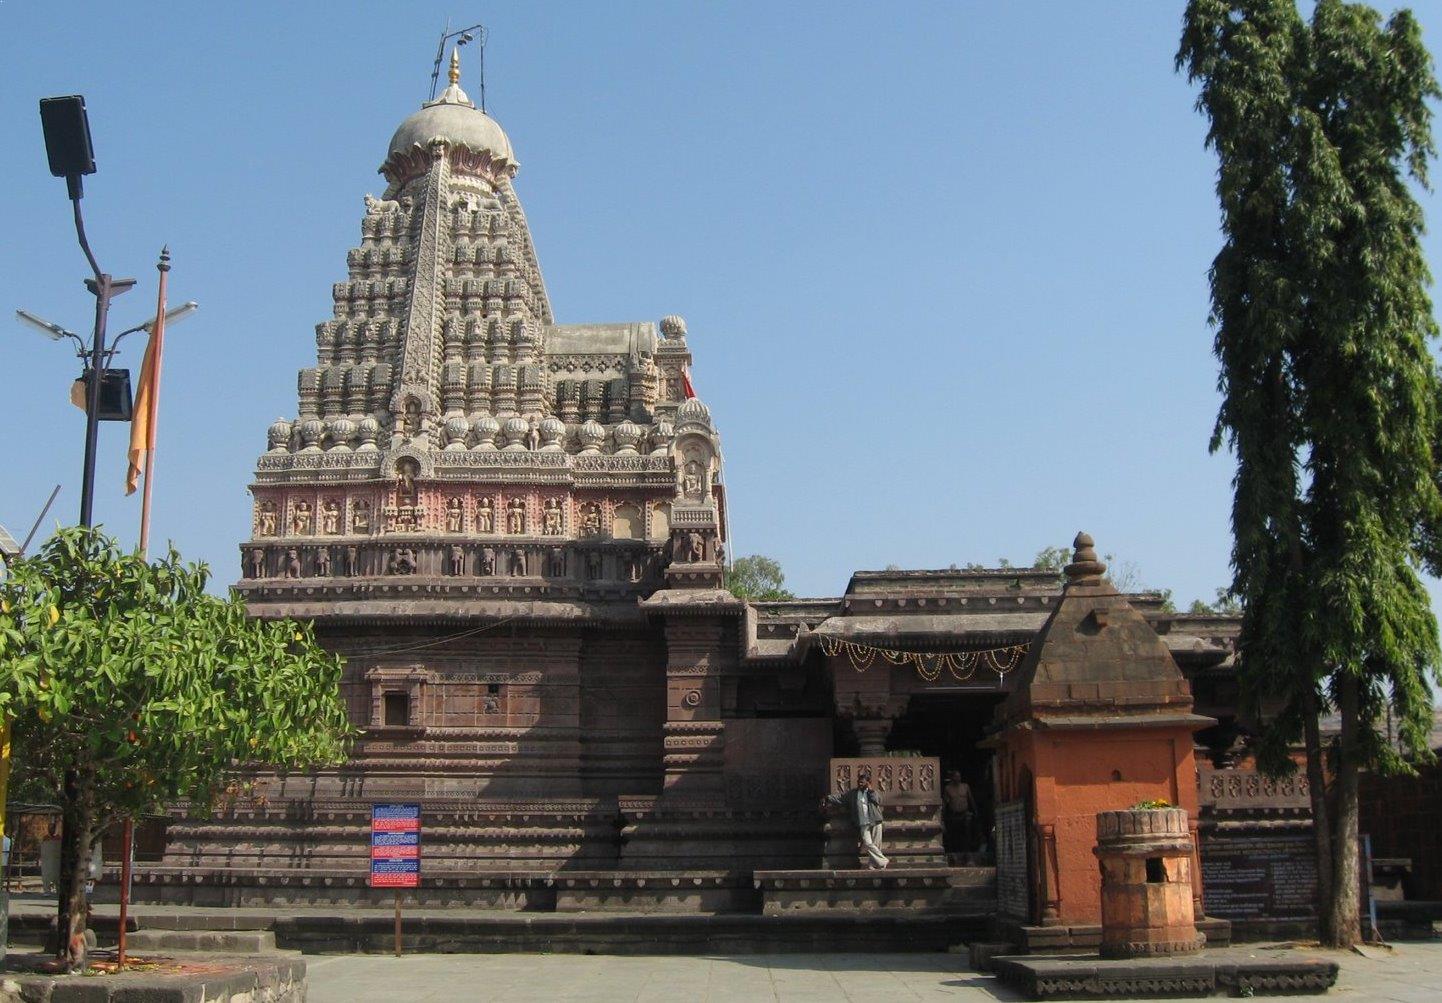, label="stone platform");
[993,949,1338,1000]
[753,867,995,916]
[0,952,305,1002]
